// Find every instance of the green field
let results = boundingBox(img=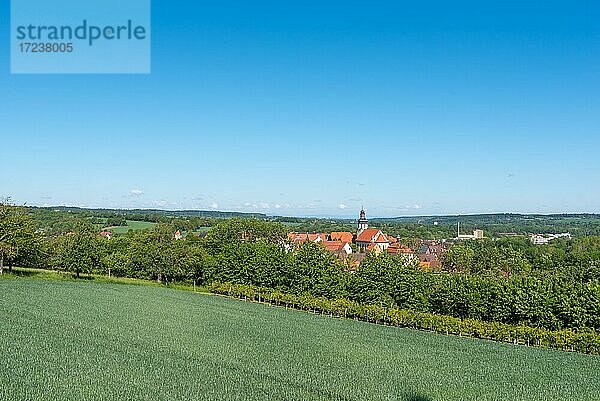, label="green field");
[282,222,304,226]
[109,220,157,234]
[1,278,598,400]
